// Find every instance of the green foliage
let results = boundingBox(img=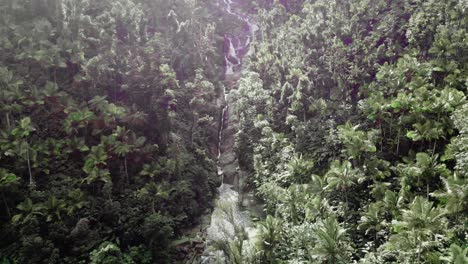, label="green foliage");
[63,108,95,135]
[44,196,66,222]
[90,241,122,264]
[325,160,364,207]
[337,122,377,161]
[387,196,447,263]
[358,202,387,247]
[12,198,46,225]
[0,168,18,220]
[82,144,111,184]
[310,217,352,264]
[66,189,87,216]
[396,152,450,198]
[141,213,174,259]
[440,244,468,264]
[0,169,18,187]
[0,0,221,261]
[258,215,283,261]
[287,154,314,184]
[137,181,173,214]
[232,0,467,262]
[432,173,468,215]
